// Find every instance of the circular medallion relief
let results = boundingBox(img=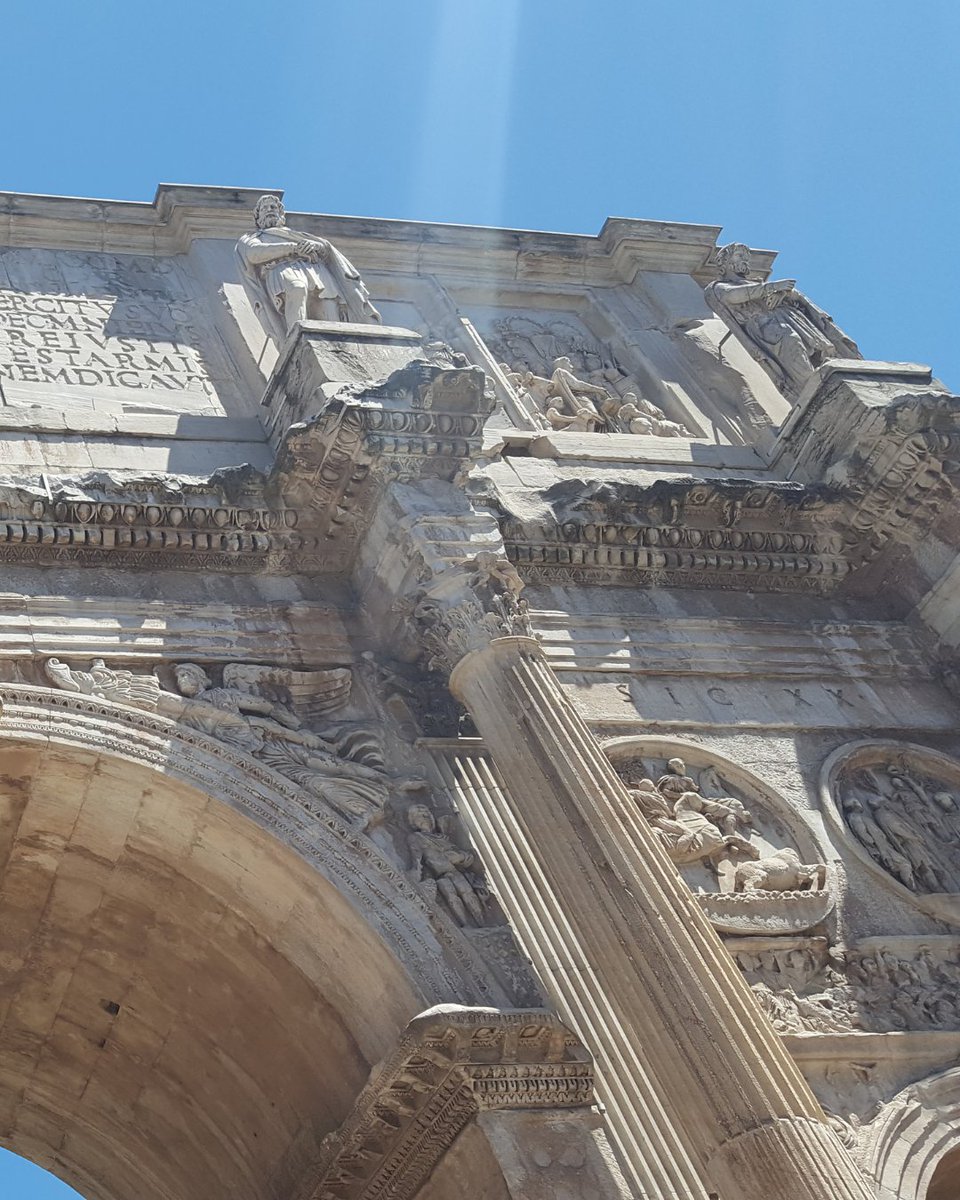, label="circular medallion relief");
[822,741,960,926]
[605,737,834,935]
